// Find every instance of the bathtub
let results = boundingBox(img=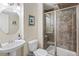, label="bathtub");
[46,45,76,56]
